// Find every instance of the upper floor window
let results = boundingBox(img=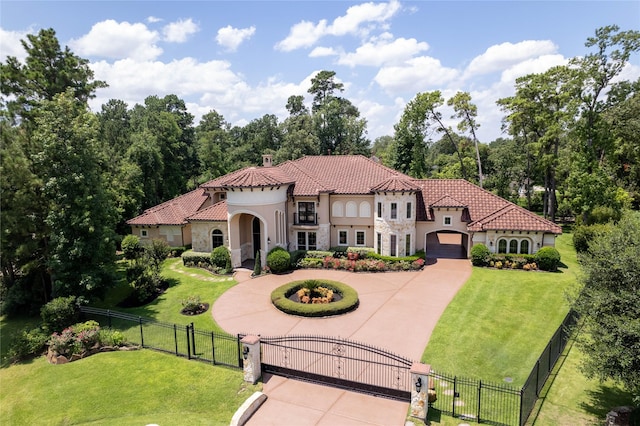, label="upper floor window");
[377,202,382,218]
[406,202,412,219]
[346,201,357,217]
[297,202,316,224]
[332,201,344,217]
[443,216,452,226]
[390,203,398,219]
[359,202,371,218]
